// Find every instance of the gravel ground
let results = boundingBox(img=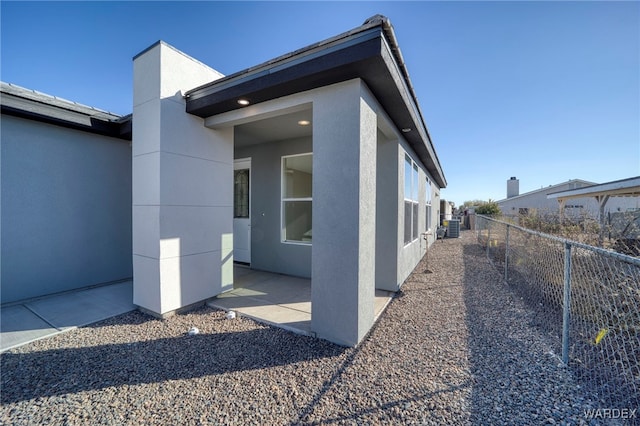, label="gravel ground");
[1,231,604,425]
